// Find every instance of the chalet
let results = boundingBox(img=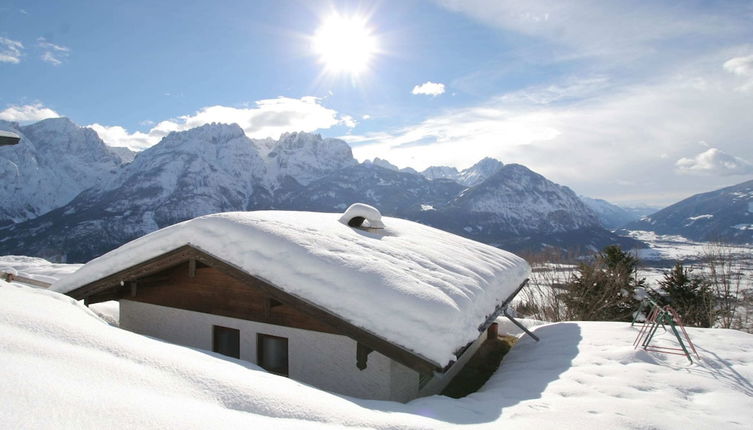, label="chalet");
[53,204,530,402]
